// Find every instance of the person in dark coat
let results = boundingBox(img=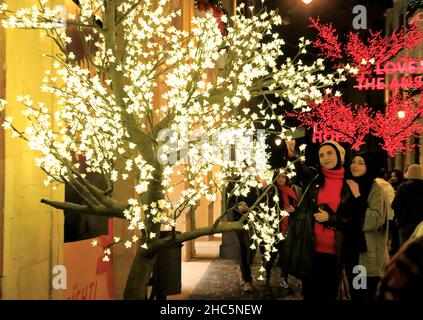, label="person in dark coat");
[392,164,423,246]
[226,167,268,293]
[376,236,423,301]
[275,170,298,288]
[281,140,354,300]
[387,168,404,255]
[388,169,404,191]
[346,152,389,301]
